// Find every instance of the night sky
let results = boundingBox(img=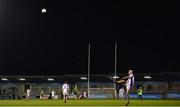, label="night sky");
[0,0,180,75]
